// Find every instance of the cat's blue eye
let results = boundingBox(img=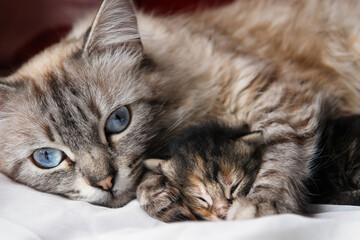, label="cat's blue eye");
[32,148,65,168]
[105,106,131,134]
